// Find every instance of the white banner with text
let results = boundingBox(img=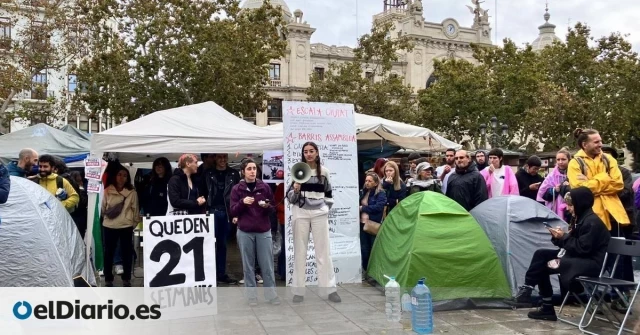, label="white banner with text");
[283,101,361,286]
